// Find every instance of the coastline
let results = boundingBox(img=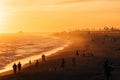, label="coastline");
[1,32,120,80]
[0,41,71,76]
